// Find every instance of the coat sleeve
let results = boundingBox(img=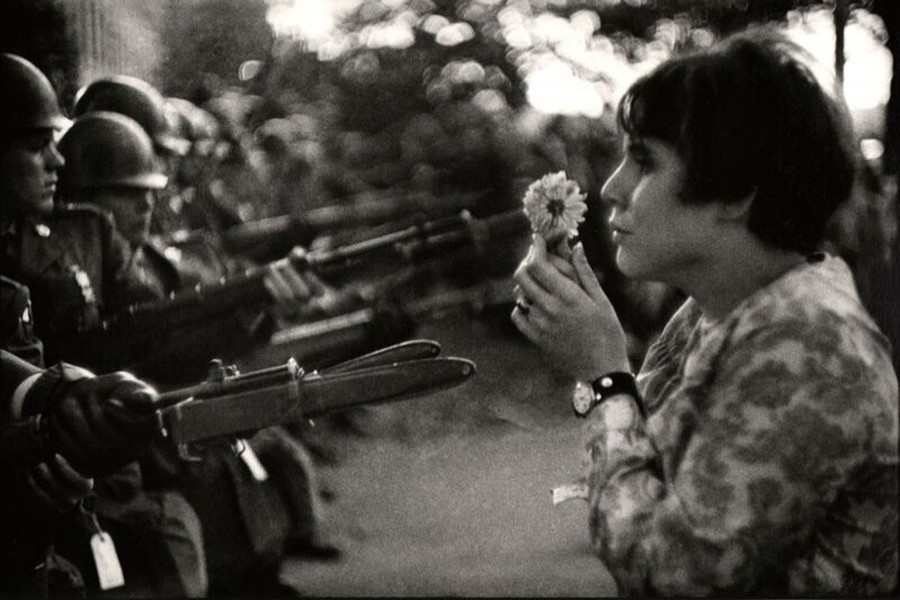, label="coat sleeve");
[0,349,42,427]
[584,318,896,595]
